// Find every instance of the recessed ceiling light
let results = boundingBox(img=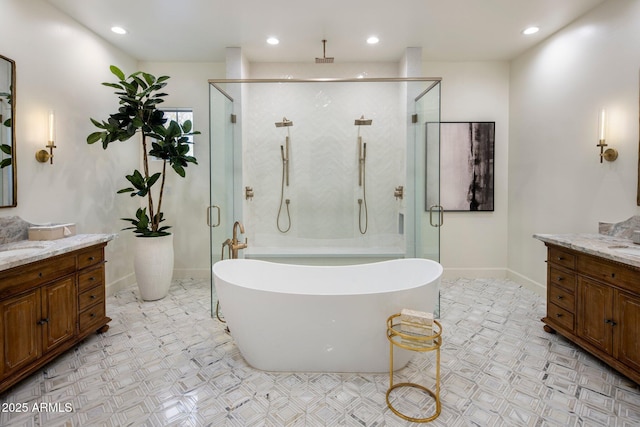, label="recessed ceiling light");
[267,37,280,45]
[111,26,127,35]
[367,36,379,45]
[522,26,540,35]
